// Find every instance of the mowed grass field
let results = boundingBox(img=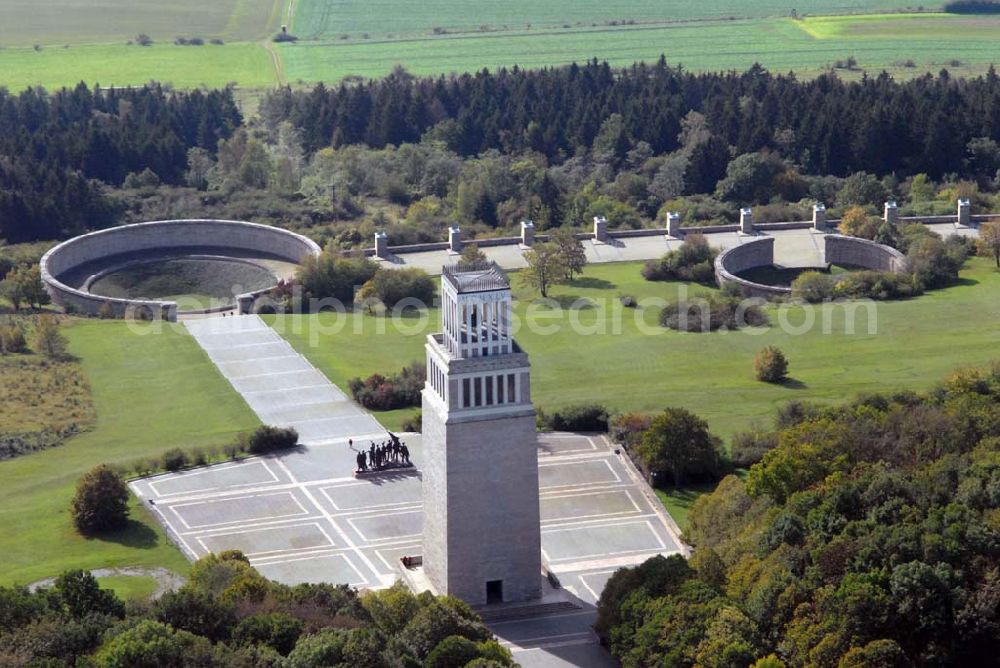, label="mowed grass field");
[0,320,259,586]
[267,257,1000,440]
[280,12,1000,84]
